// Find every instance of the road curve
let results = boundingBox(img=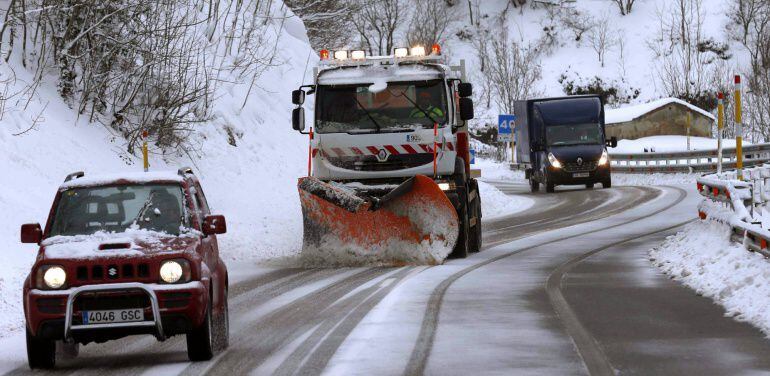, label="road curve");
[7,182,770,375]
